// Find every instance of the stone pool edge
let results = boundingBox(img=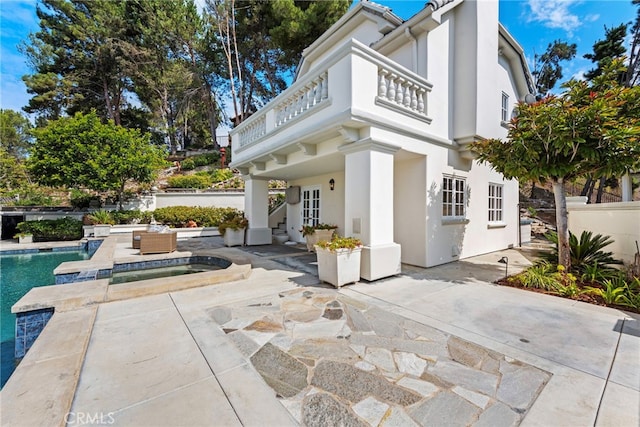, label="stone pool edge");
[12,248,252,315]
